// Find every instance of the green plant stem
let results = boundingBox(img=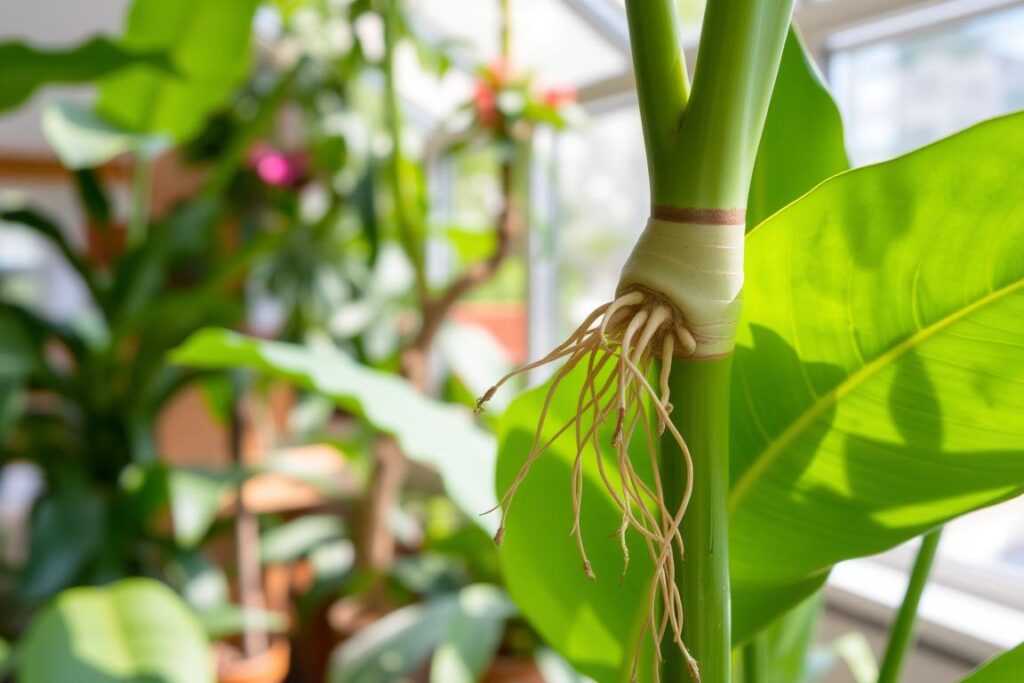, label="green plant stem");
[624,0,690,204]
[877,529,943,683]
[500,0,511,61]
[128,154,152,247]
[624,4,794,681]
[673,0,795,209]
[382,0,428,302]
[661,357,733,683]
